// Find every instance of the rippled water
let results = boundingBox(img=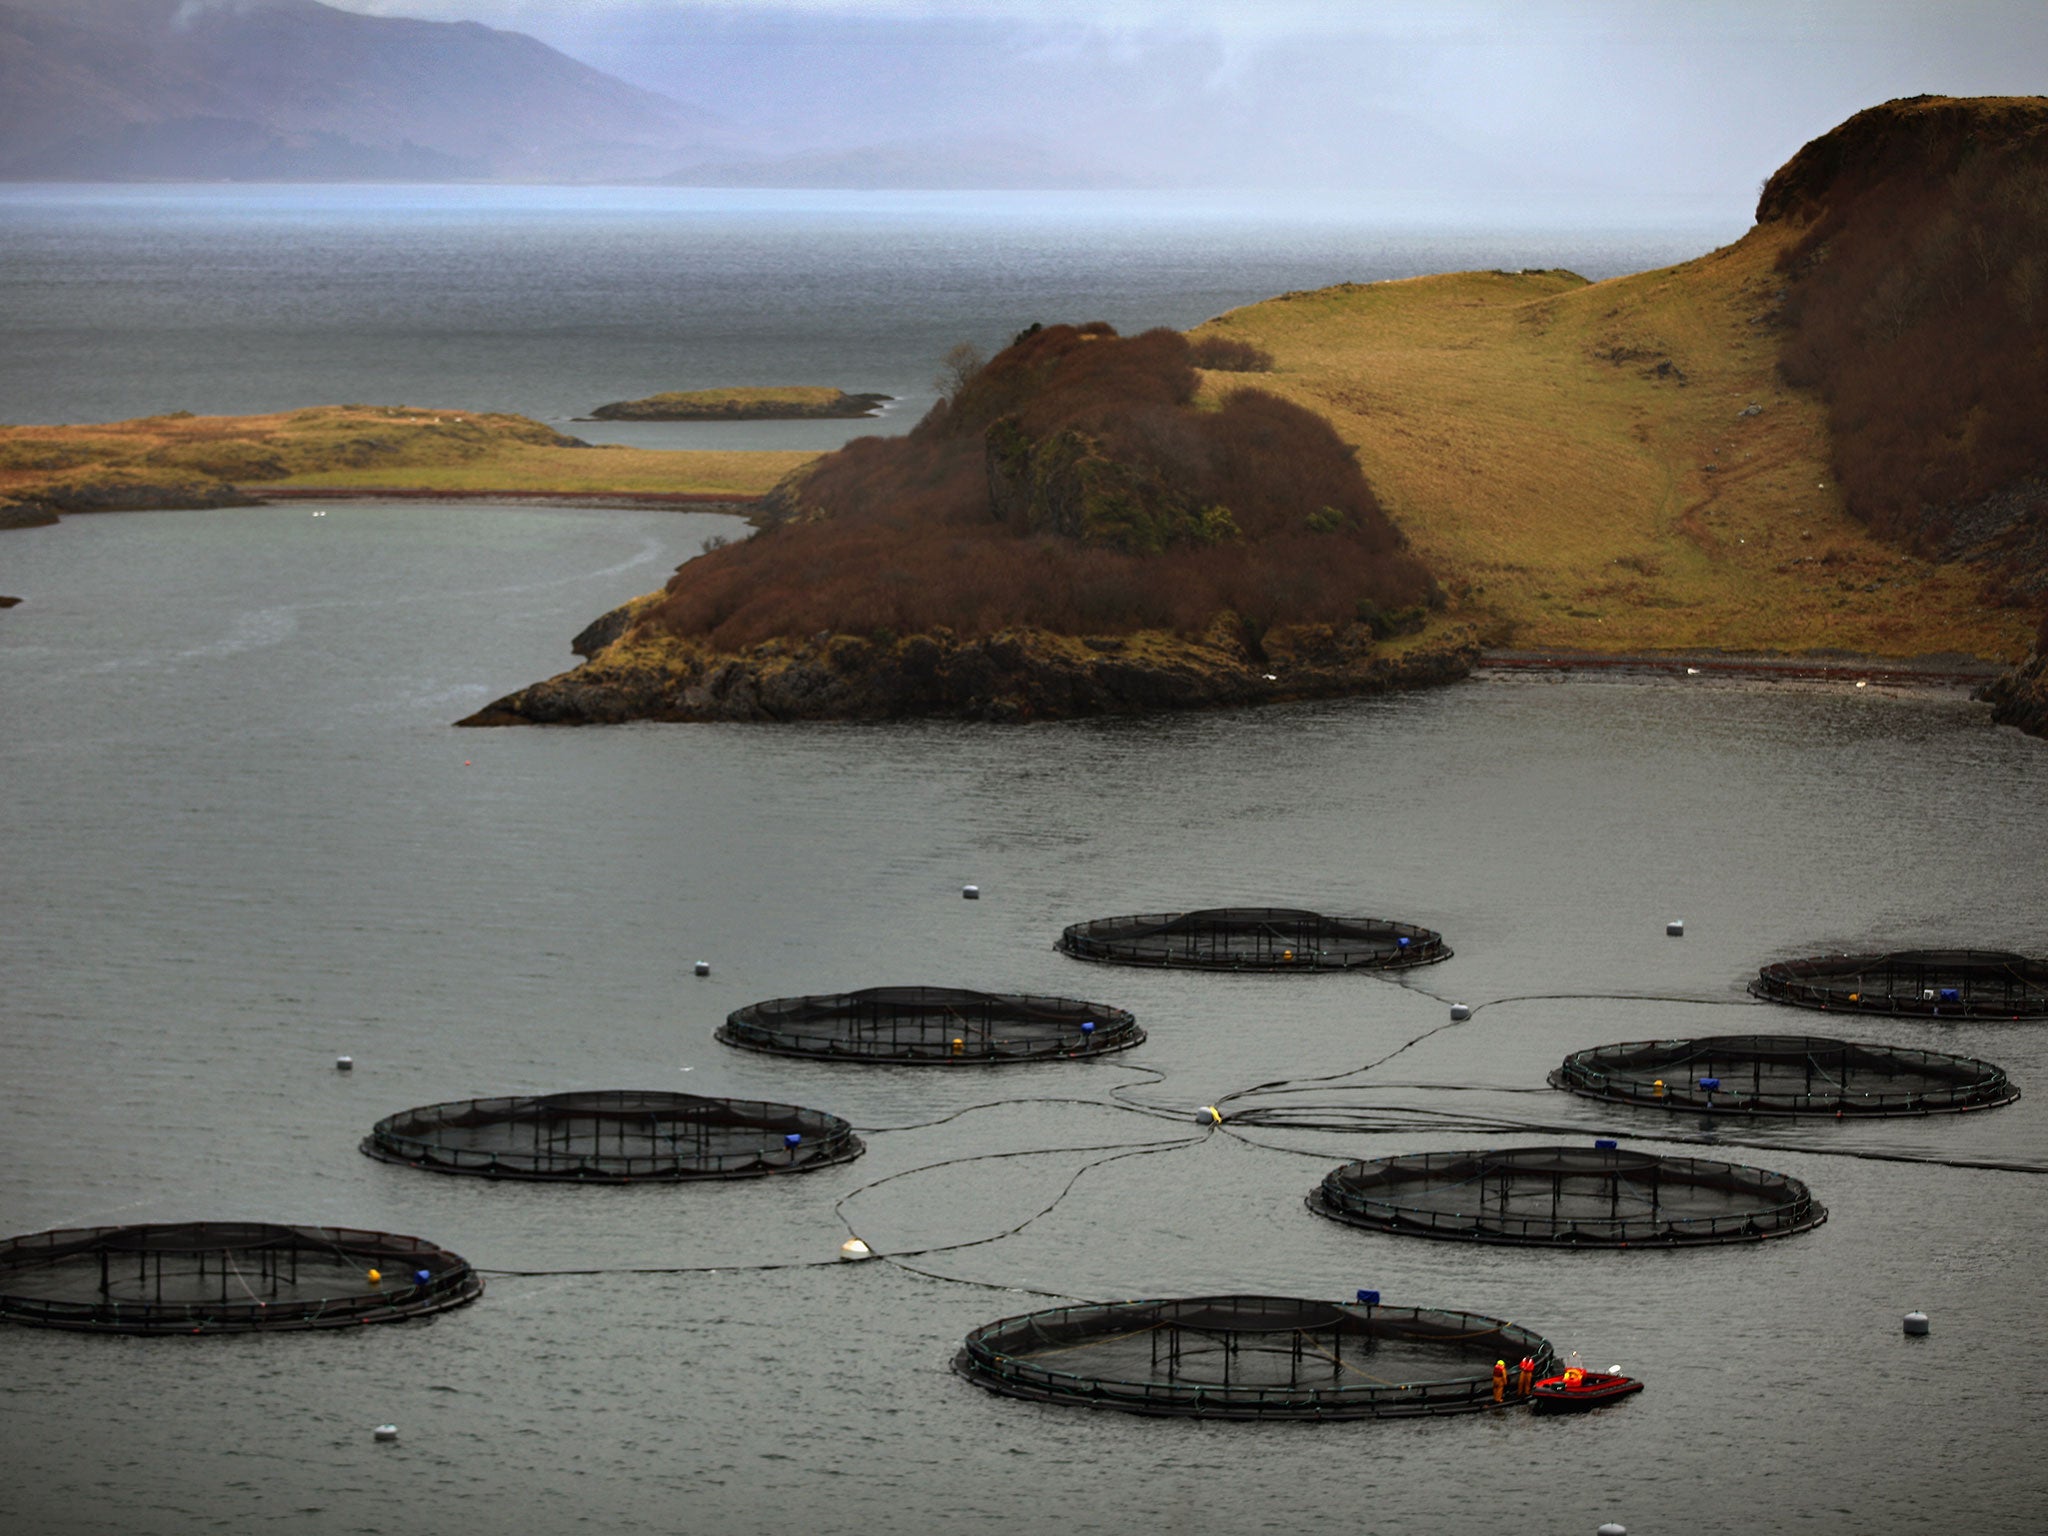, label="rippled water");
[3,505,2046,1534]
